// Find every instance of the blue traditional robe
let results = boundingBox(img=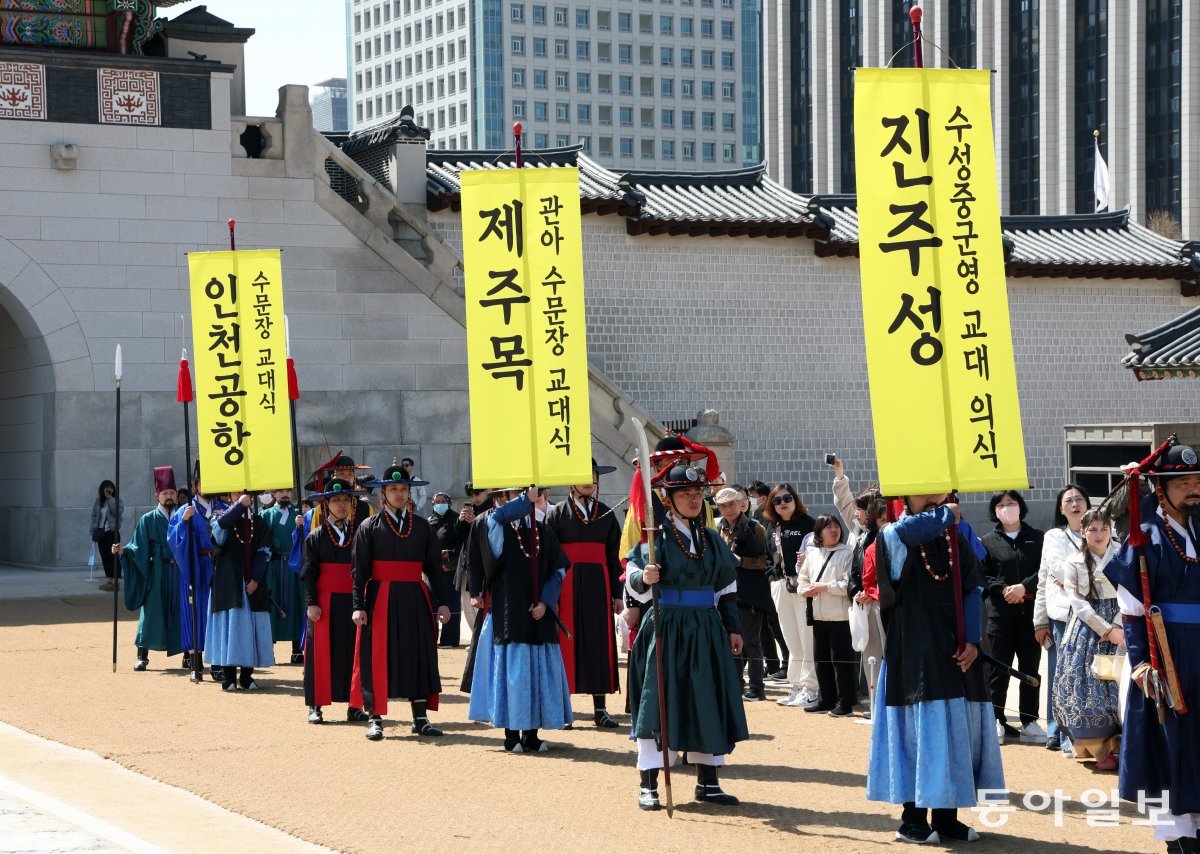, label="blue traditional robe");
[167,496,225,653]
[119,507,183,656]
[1105,509,1200,822]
